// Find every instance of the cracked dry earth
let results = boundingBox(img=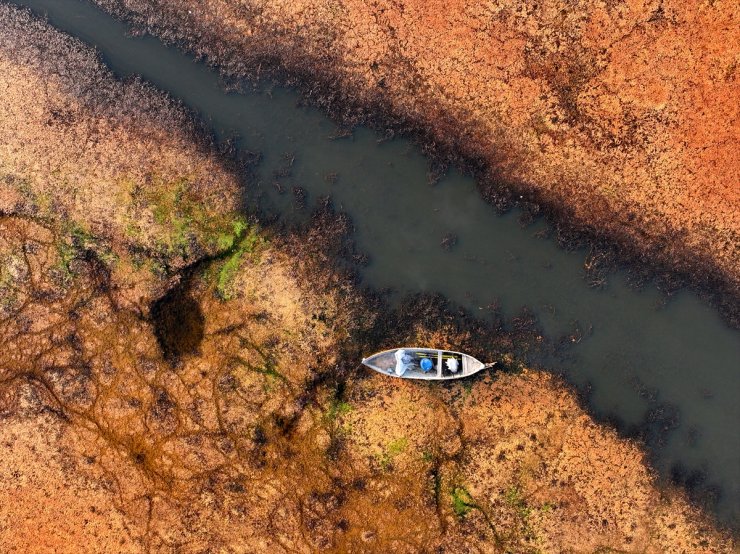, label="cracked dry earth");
[95,0,740,315]
[0,3,736,553]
